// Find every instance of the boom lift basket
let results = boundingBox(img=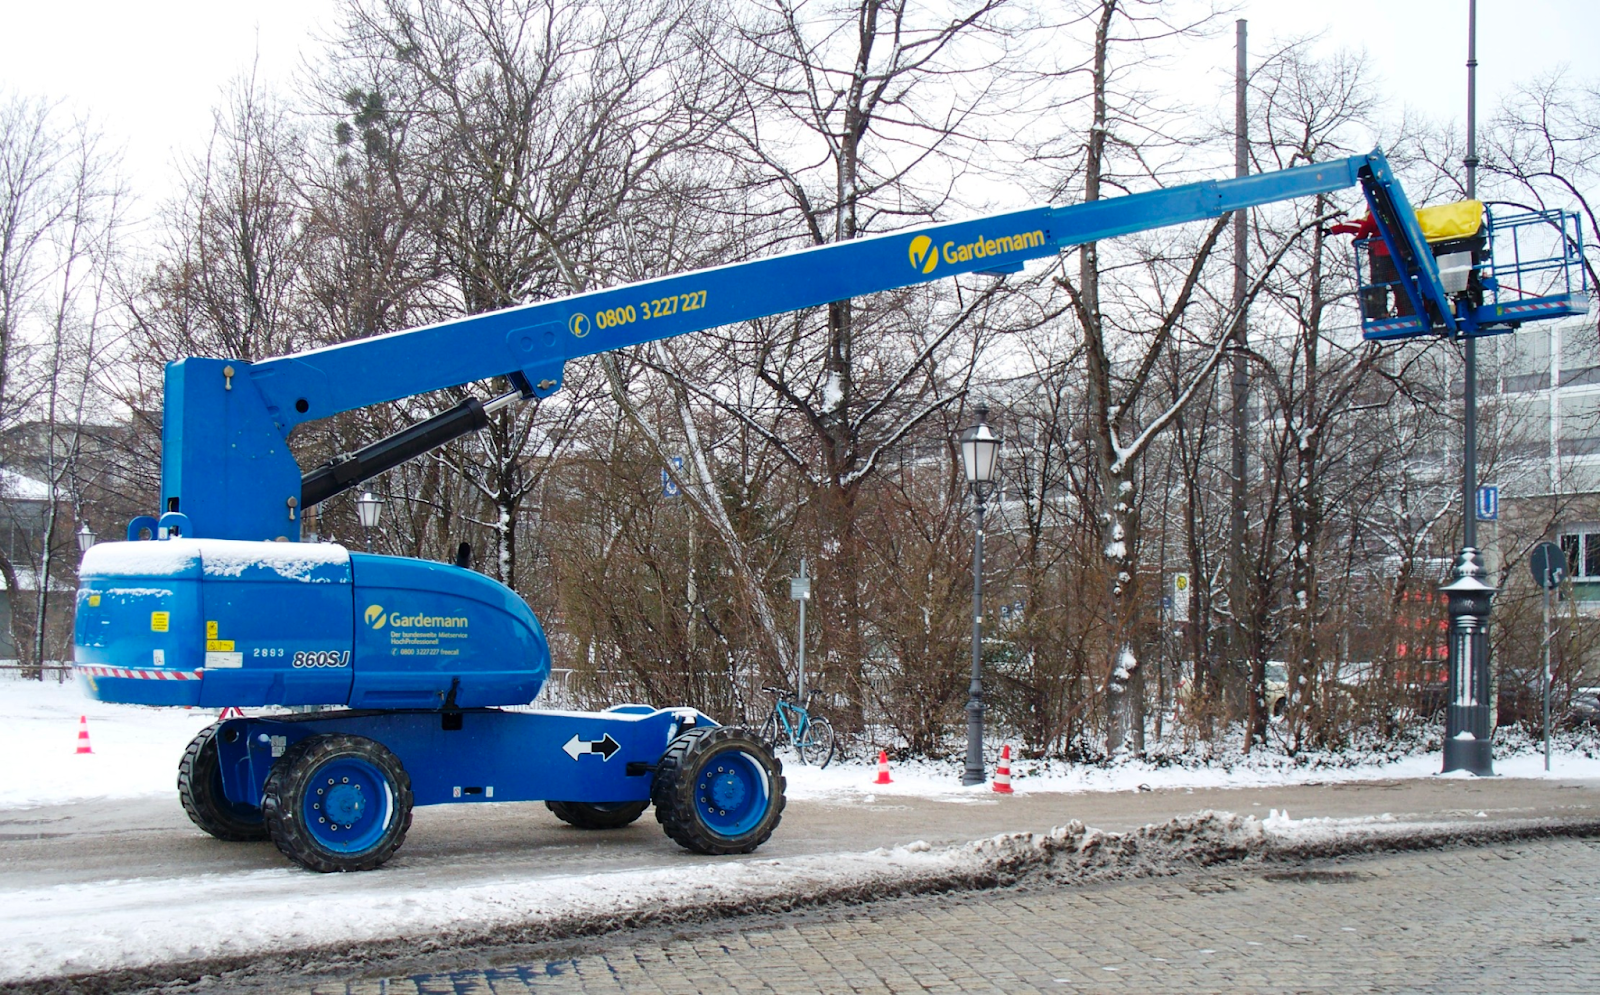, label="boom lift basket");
[1359,204,1591,341]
